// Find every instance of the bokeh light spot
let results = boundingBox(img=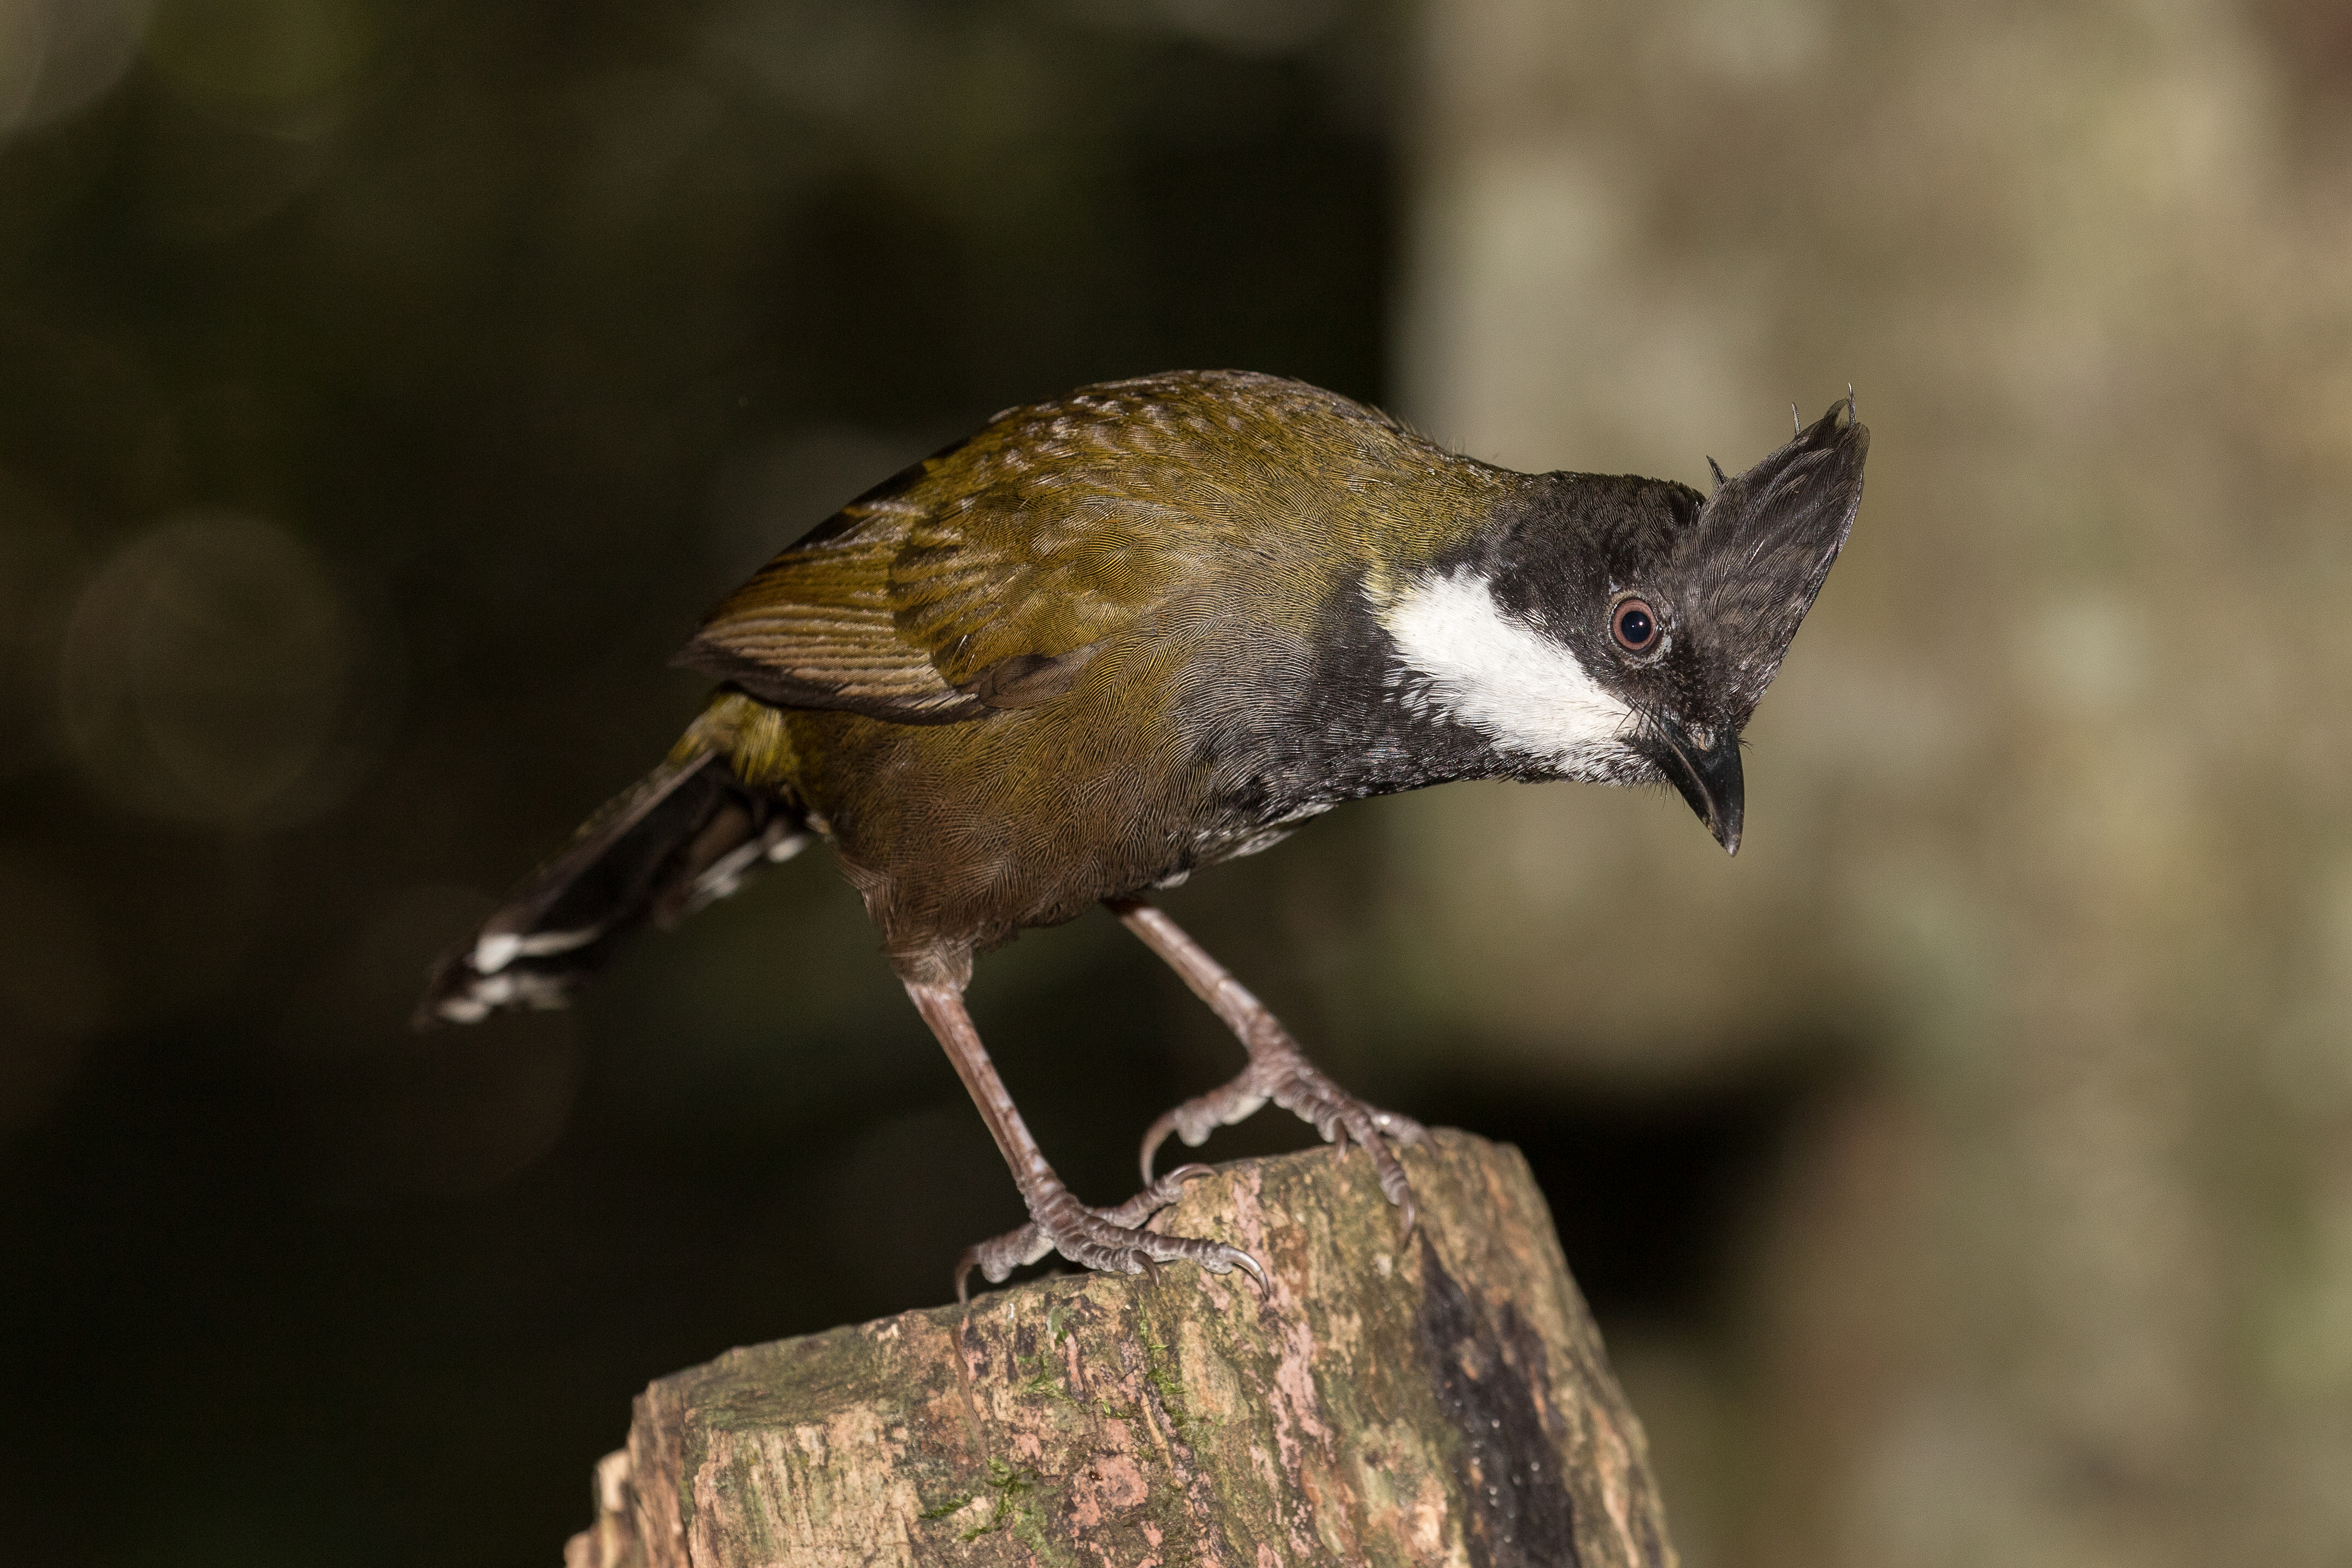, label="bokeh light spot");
[59,512,355,827]
[0,0,153,141]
